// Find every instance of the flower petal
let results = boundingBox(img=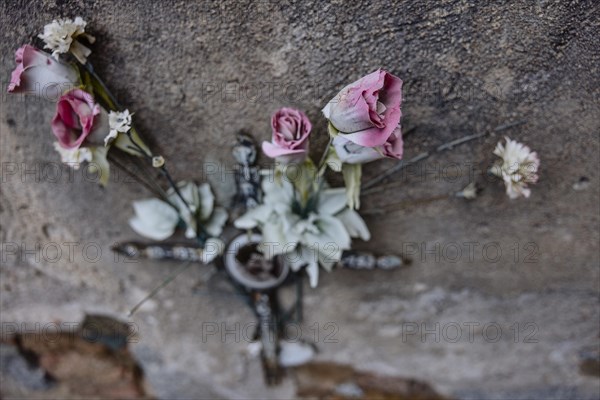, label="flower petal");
[201,238,225,263]
[332,135,383,164]
[305,259,319,288]
[318,188,347,215]
[205,207,228,237]
[198,182,215,219]
[262,216,299,255]
[234,204,271,229]
[340,106,402,148]
[168,181,200,214]
[129,198,179,240]
[337,209,371,241]
[262,141,306,157]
